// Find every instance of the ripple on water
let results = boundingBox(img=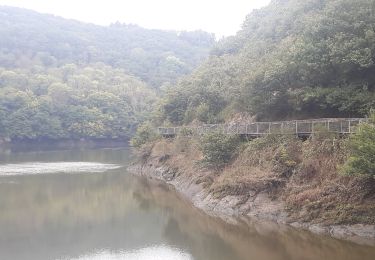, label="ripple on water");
[60,246,193,260]
[0,162,122,176]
